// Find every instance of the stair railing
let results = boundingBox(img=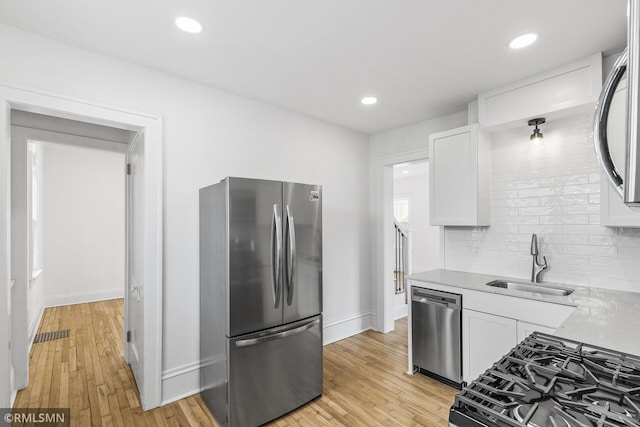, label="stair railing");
[393,220,409,295]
